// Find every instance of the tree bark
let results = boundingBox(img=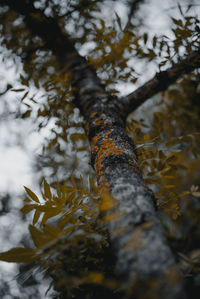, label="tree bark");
[1,1,195,297]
